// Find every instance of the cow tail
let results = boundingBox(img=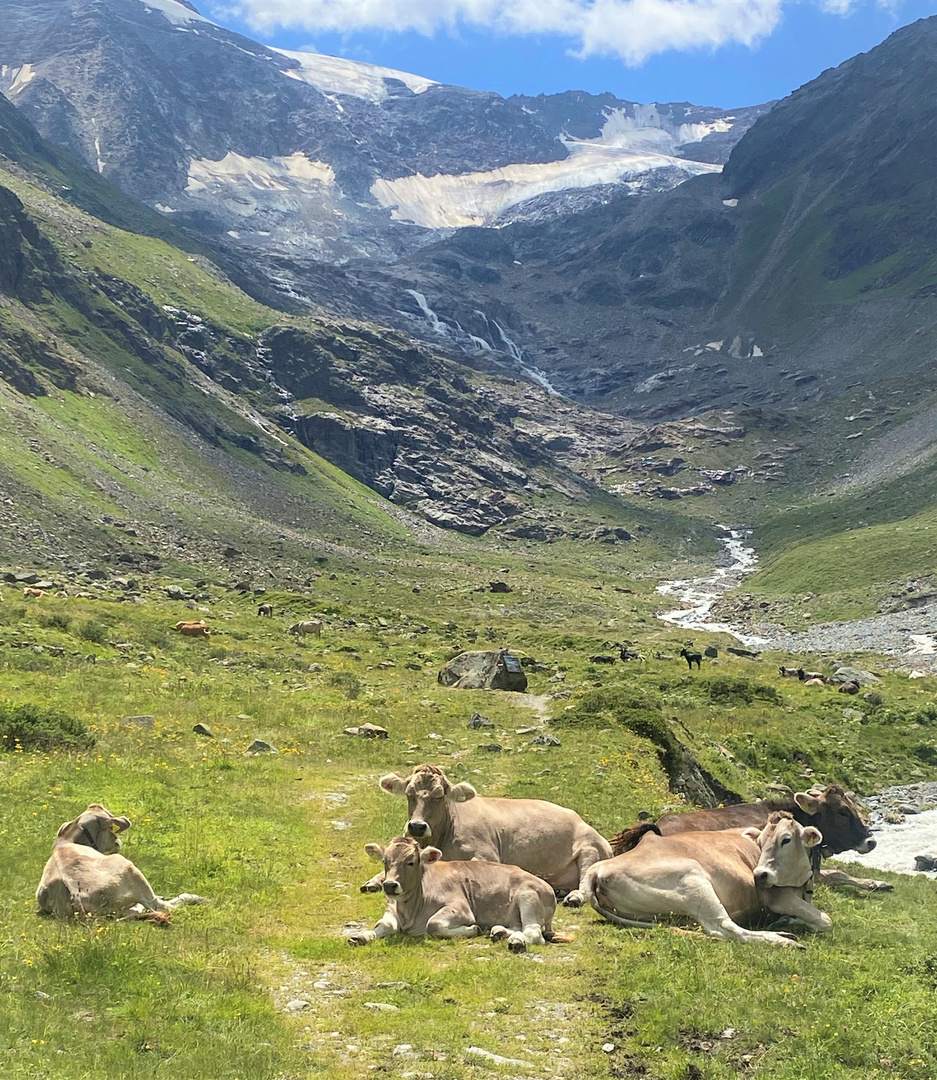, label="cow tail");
[608,822,661,856]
